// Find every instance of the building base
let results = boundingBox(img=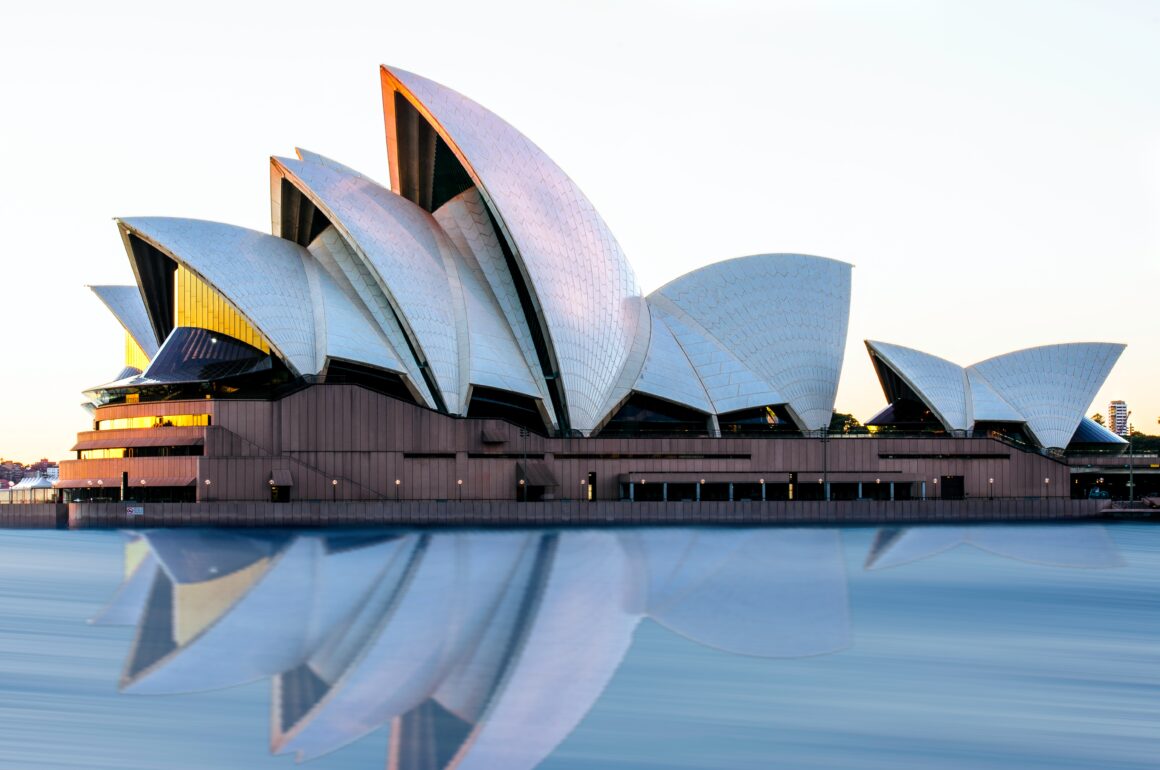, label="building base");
[58,498,1123,530]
